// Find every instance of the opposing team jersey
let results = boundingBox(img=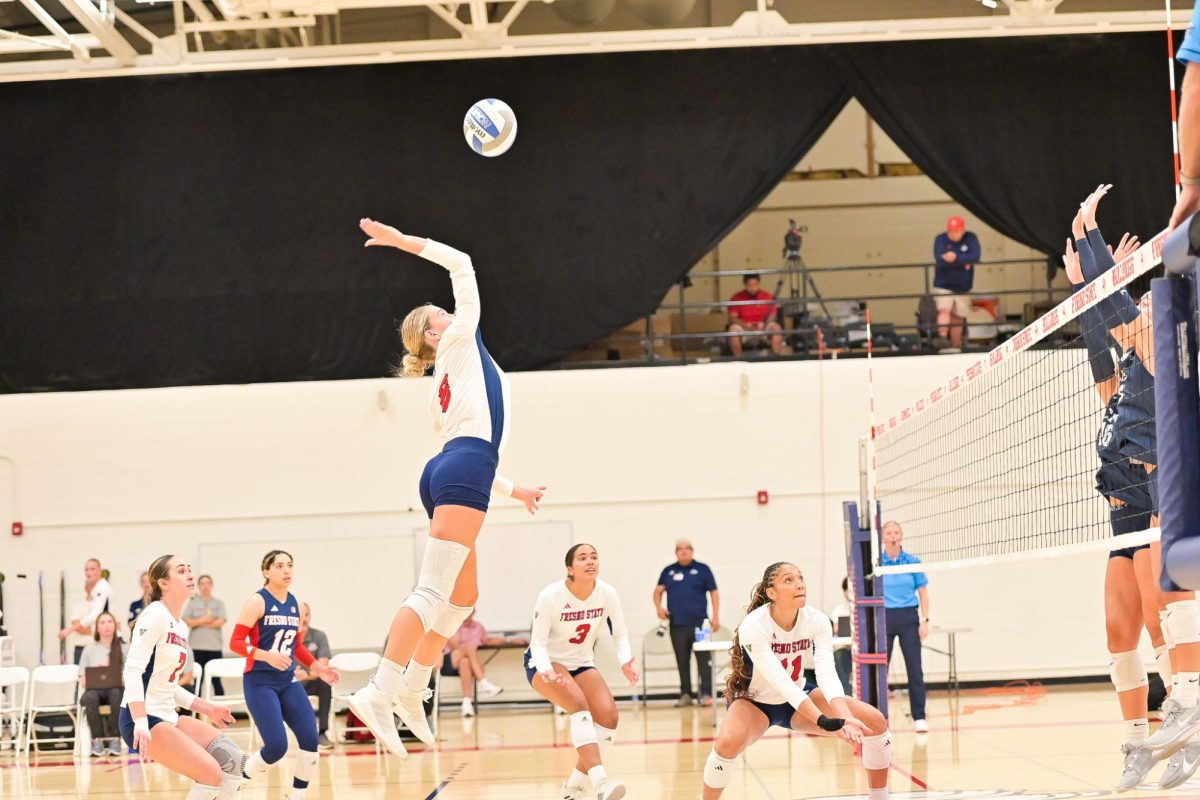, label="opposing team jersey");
[737,603,845,708]
[420,240,512,455]
[245,588,301,674]
[527,579,632,673]
[121,601,194,724]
